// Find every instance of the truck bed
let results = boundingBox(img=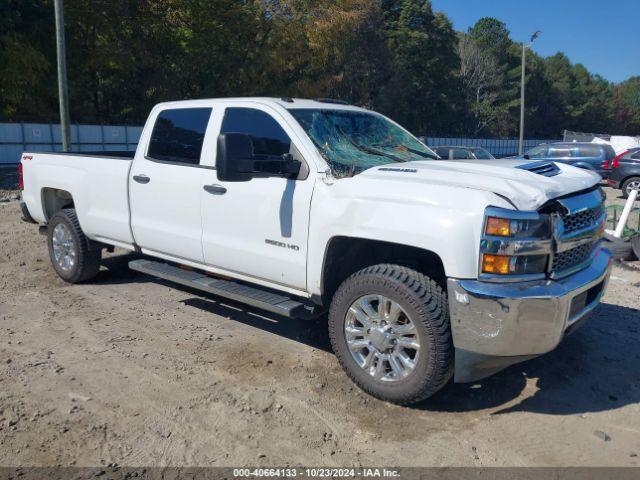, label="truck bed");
[21,151,136,249]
